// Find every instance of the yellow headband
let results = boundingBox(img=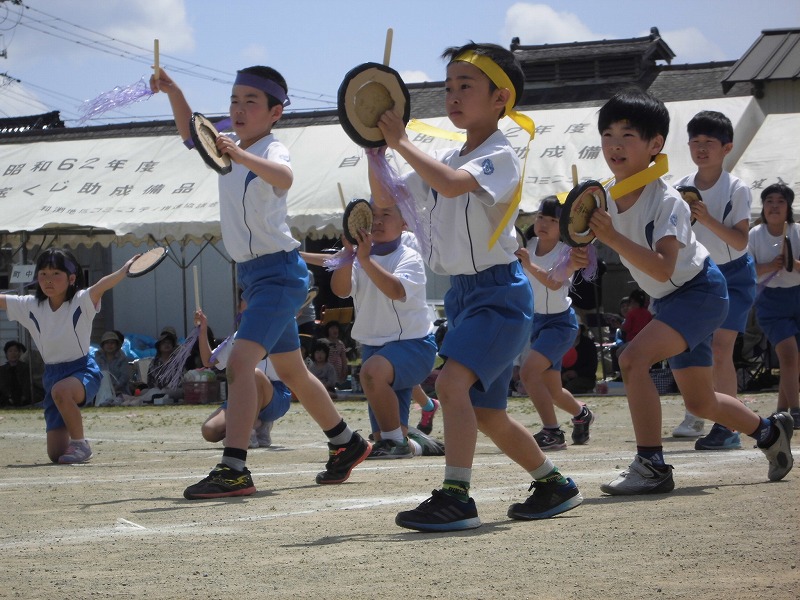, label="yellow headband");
[454,50,535,248]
